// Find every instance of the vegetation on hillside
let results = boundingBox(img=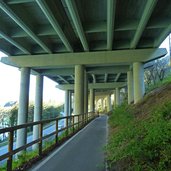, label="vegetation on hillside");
[106,102,171,171]
[106,71,171,171]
